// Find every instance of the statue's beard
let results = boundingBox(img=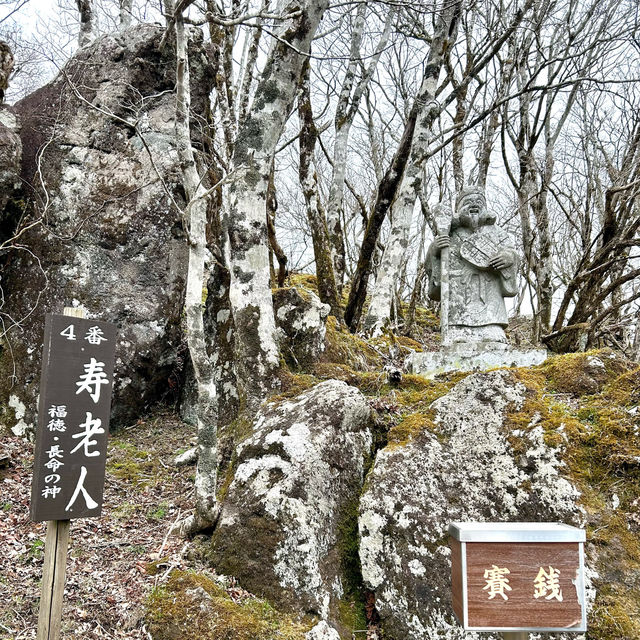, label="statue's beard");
[458,213,479,230]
